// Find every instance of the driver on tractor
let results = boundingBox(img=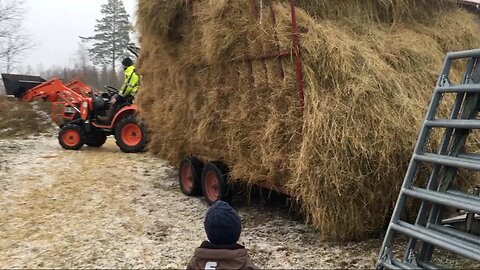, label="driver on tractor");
[98,57,139,124]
